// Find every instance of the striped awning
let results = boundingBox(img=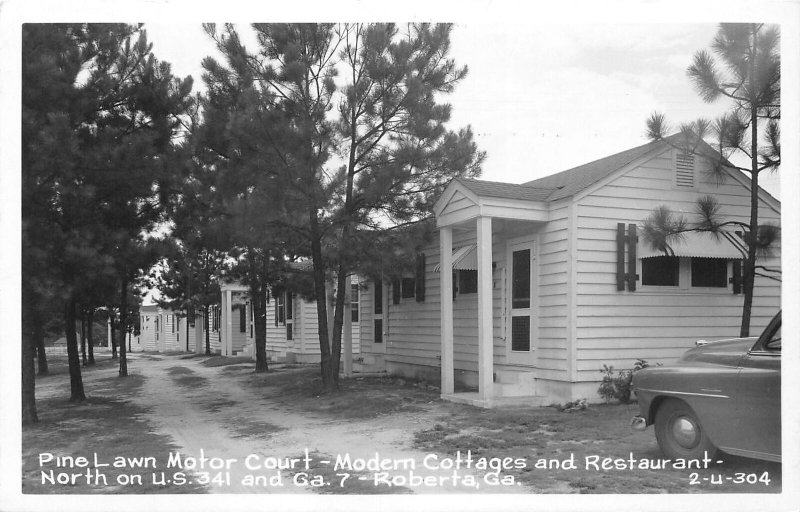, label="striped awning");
[639,231,747,259]
[433,245,478,271]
